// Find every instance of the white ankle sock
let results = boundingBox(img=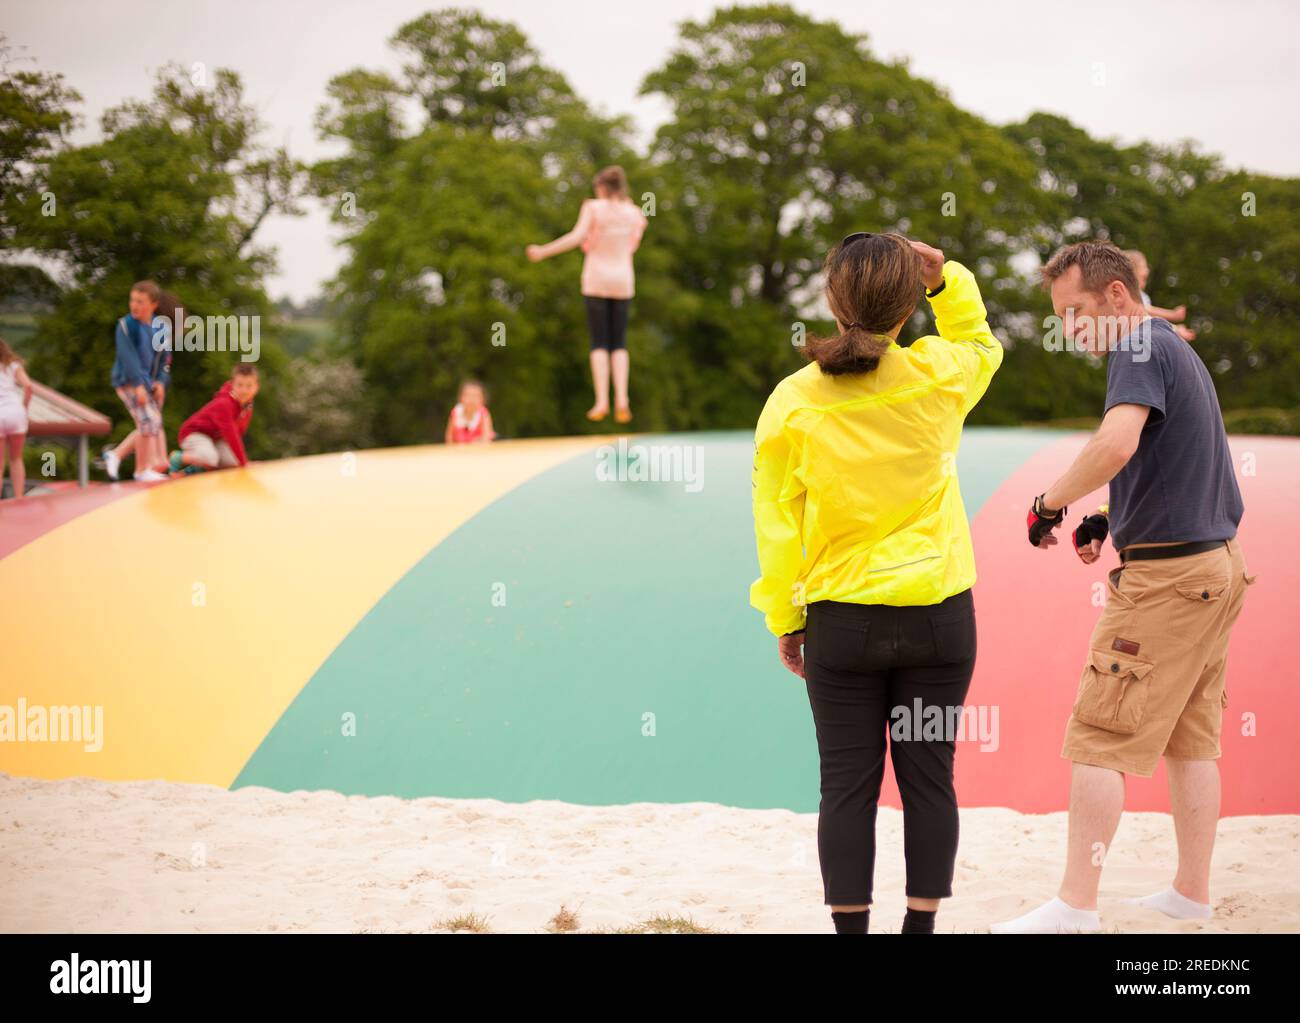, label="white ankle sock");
[1125,887,1212,920]
[990,896,1101,934]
